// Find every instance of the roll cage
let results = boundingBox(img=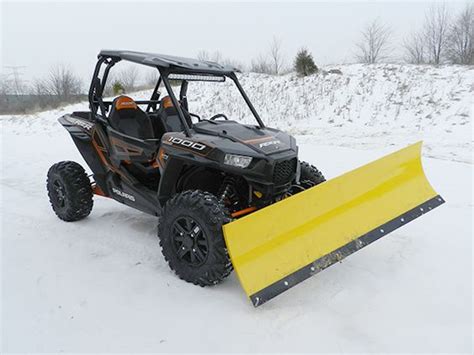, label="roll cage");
[88,50,265,137]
